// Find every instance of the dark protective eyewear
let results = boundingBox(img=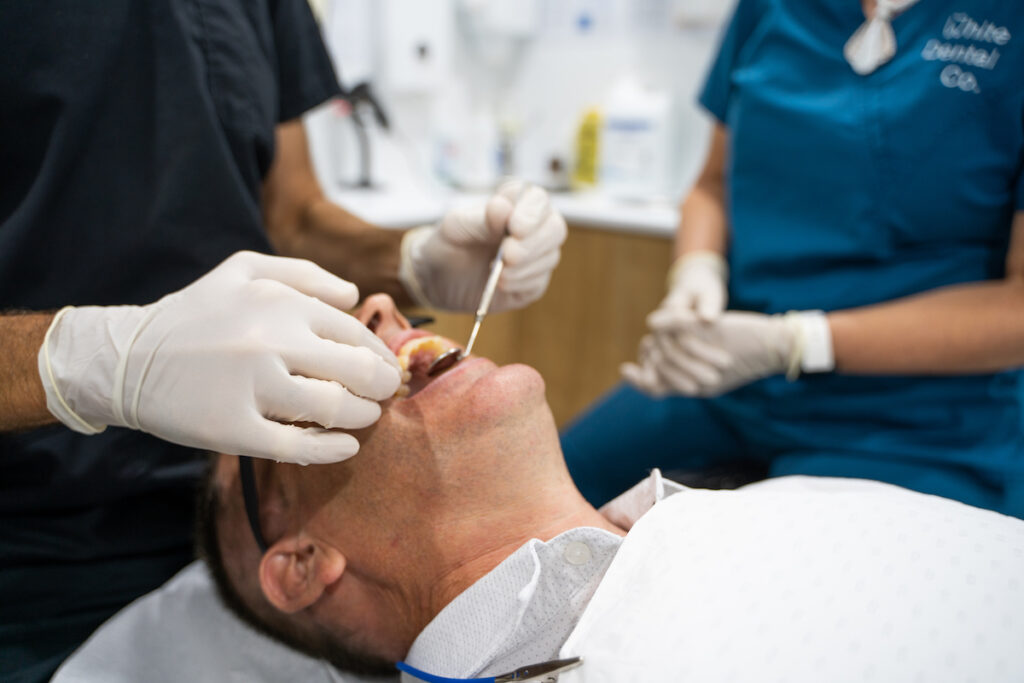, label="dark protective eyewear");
[238,314,435,553]
[239,456,268,553]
